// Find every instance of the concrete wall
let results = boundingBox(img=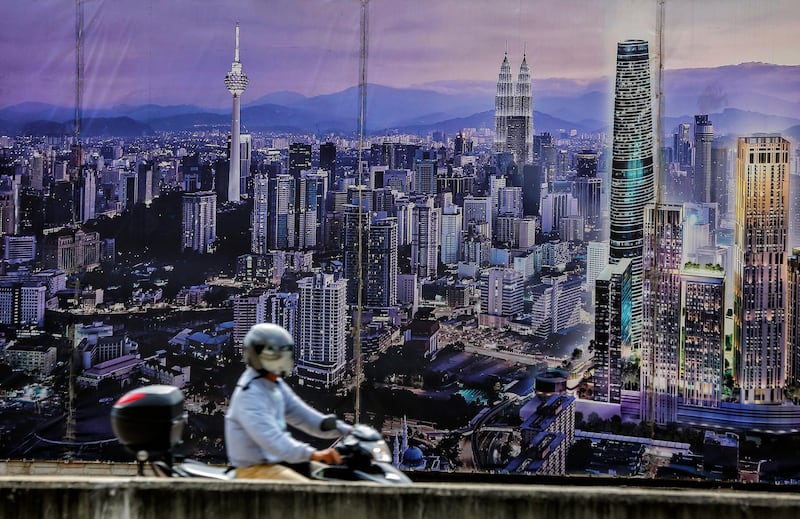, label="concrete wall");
[0,460,138,477]
[2,475,800,519]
